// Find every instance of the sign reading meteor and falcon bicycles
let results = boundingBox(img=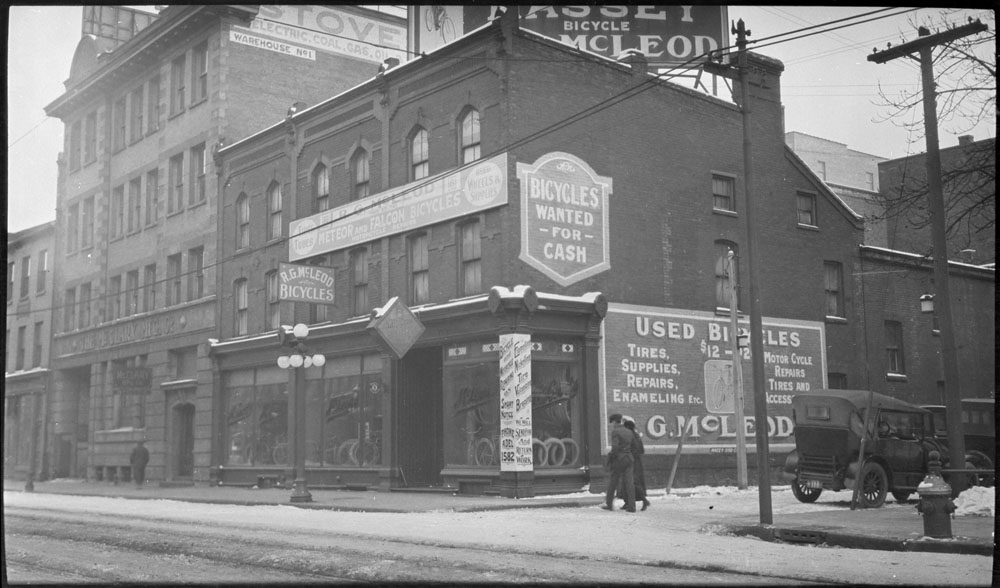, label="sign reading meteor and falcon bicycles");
[518,152,611,287]
[289,153,508,261]
[278,263,335,304]
[601,303,827,453]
